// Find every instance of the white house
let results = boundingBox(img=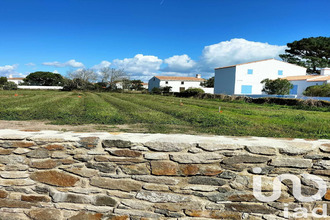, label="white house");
[7,77,25,85]
[214,59,307,95]
[282,68,330,96]
[142,83,148,90]
[148,74,212,93]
